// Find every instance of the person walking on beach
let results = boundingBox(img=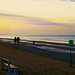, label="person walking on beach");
[14,37,17,44]
[17,37,20,45]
